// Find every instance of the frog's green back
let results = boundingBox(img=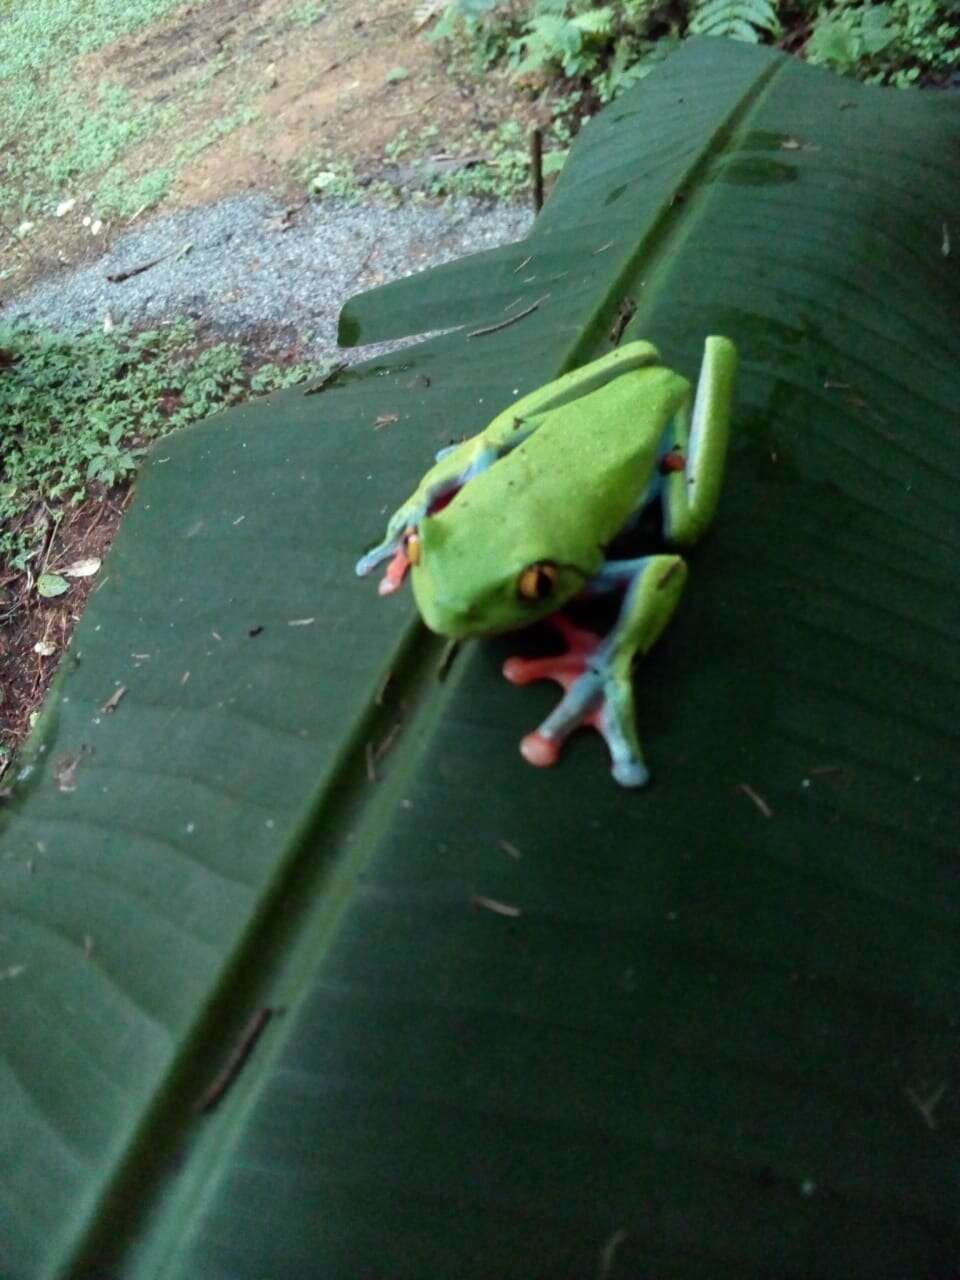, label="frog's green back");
[412,365,690,636]
[442,365,687,557]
